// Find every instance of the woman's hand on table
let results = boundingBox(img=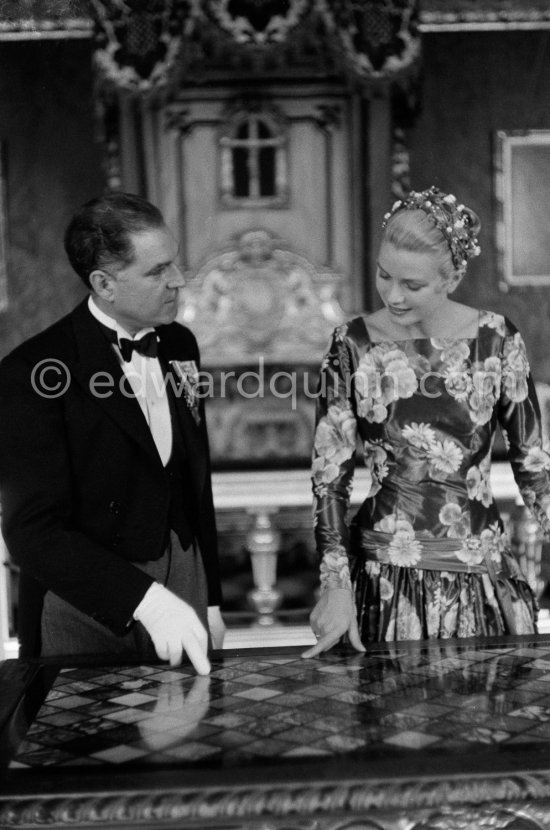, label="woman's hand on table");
[301,587,366,658]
